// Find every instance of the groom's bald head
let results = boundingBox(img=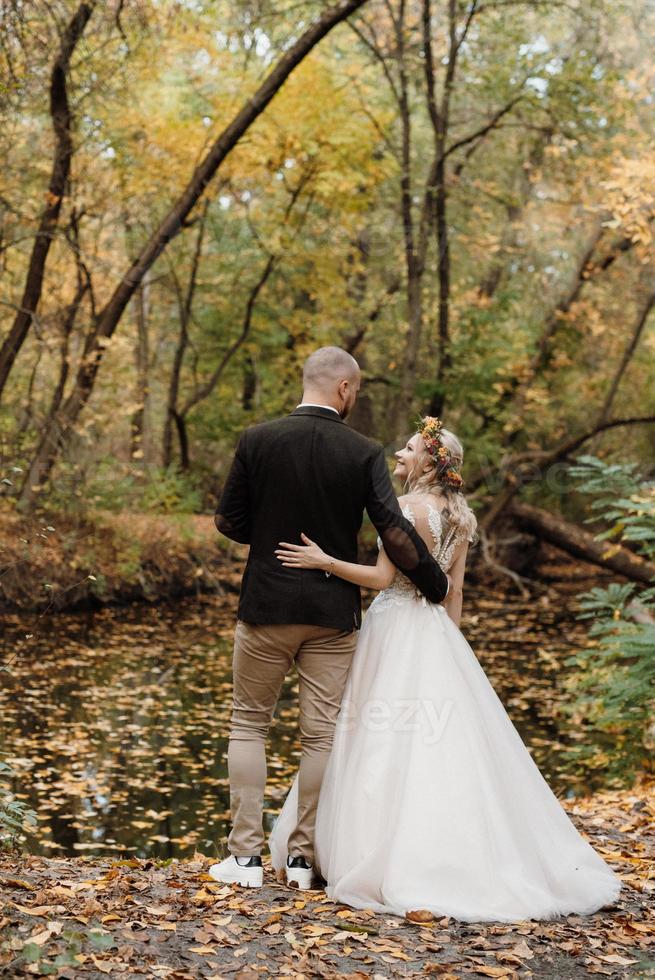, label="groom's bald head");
[303,347,359,388]
[301,346,361,419]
